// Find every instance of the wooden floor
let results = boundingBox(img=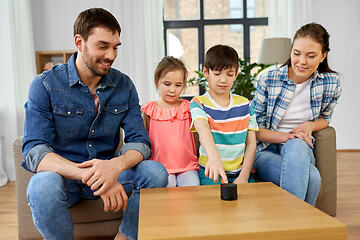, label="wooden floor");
[336,151,360,239]
[0,152,359,240]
